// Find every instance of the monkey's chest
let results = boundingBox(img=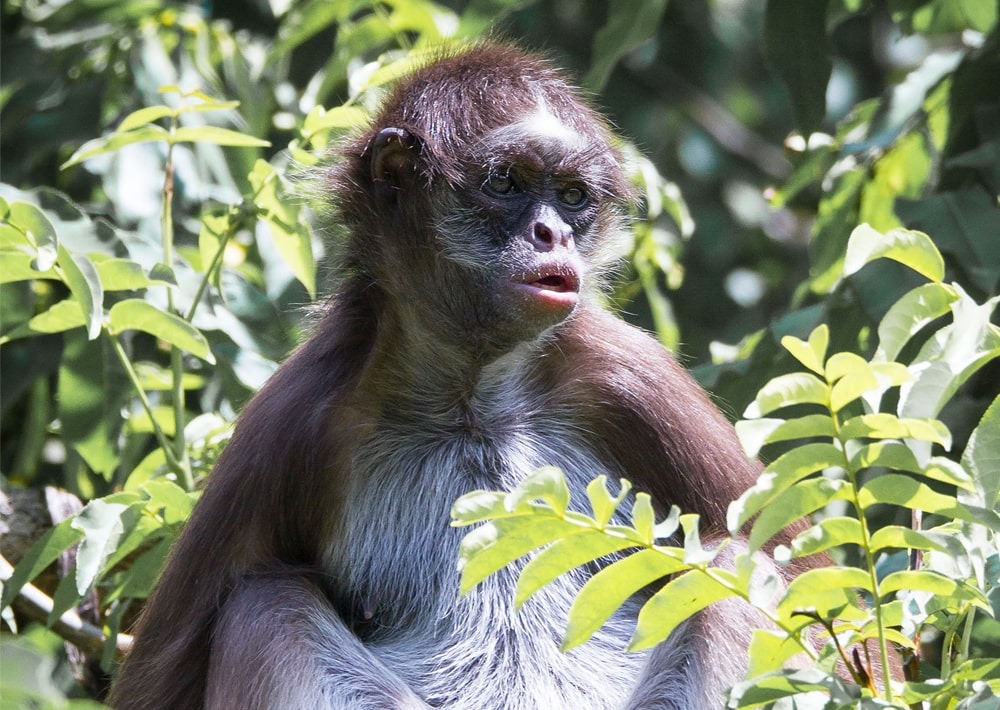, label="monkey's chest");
[325,426,646,707]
